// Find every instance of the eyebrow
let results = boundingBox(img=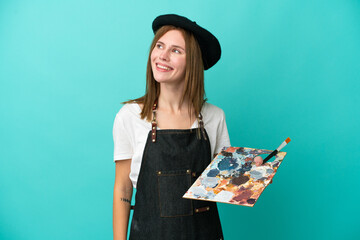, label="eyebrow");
[157,41,185,51]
